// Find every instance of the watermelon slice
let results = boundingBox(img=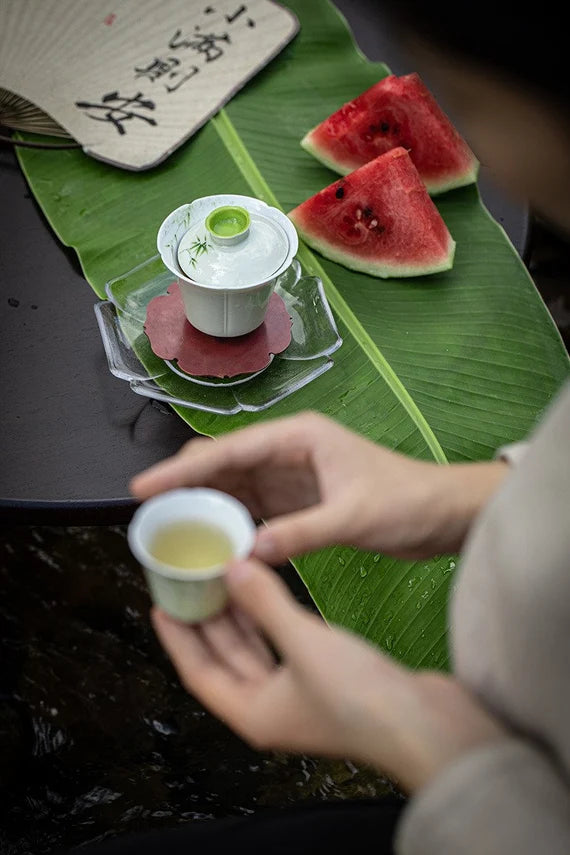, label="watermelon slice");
[301,73,478,196]
[289,147,455,278]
